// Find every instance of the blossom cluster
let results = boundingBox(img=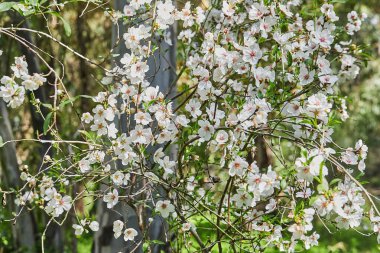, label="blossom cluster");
[0,56,46,108]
